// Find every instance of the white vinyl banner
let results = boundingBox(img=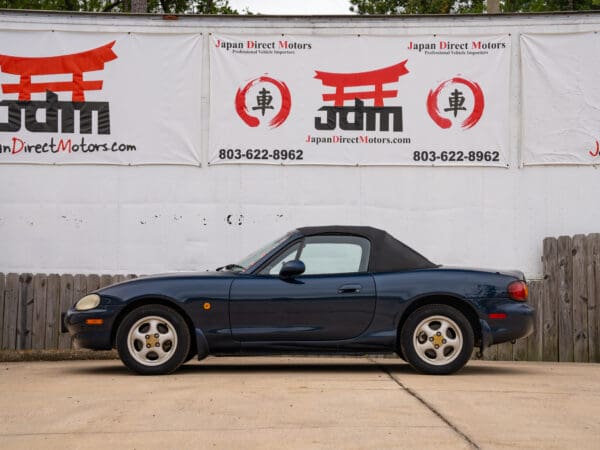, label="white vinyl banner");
[522,33,600,165]
[209,34,510,166]
[0,31,202,165]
